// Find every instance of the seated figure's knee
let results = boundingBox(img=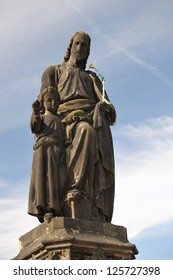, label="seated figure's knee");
[76,121,95,136]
